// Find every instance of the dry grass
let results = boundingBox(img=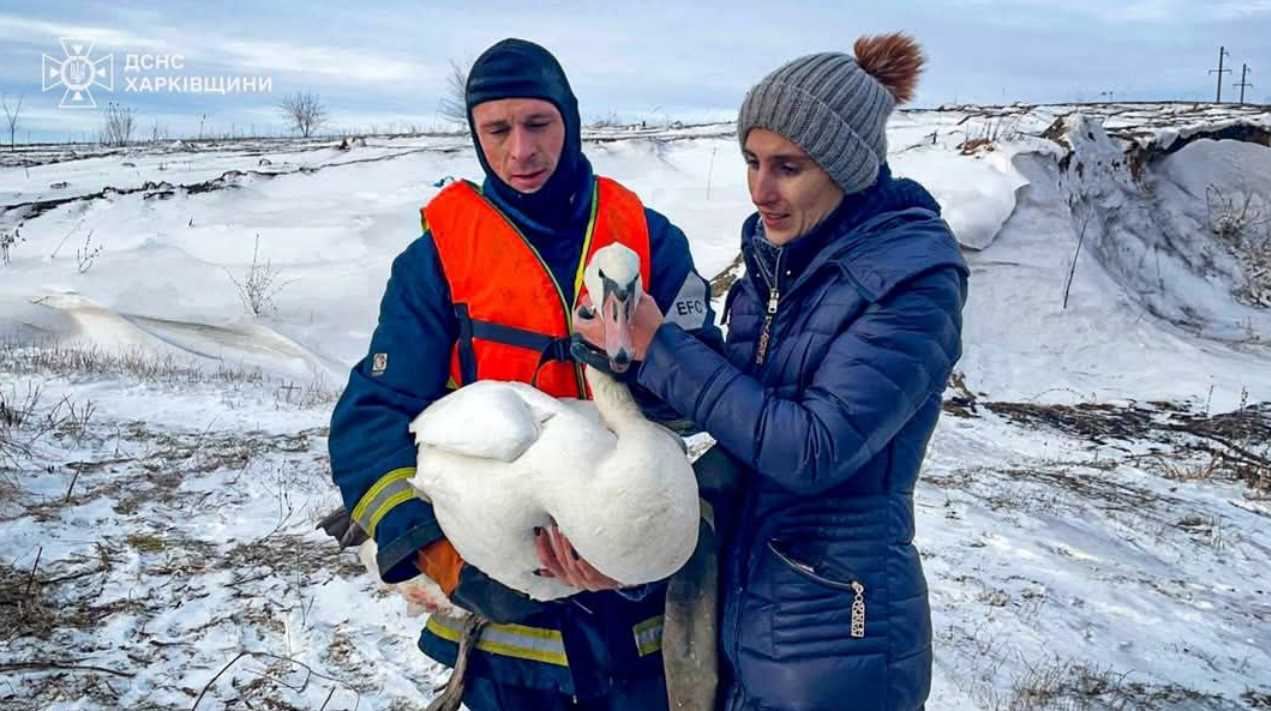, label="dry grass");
[0,224,21,266]
[1153,452,1223,482]
[971,653,1243,711]
[986,659,1132,711]
[271,375,338,409]
[709,252,745,299]
[956,115,1024,155]
[221,532,363,582]
[1001,463,1169,514]
[985,400,1160,443]
[943,370,981,418]
[1244,690,1271,708]
[0,510,364,707]
[0,340,266,386]
[226,234,293,317]
[0,341,339,411]
[15,423,329,523]
[0,382,40,465]
[0,560,57,642]
[0,525,367,709]
[960,137,995,155]
[0,543,119,643]
[0,382,97,470]
[1207,185,1270,249]
[983,398,1271,497]
[1206,185,1271,308]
